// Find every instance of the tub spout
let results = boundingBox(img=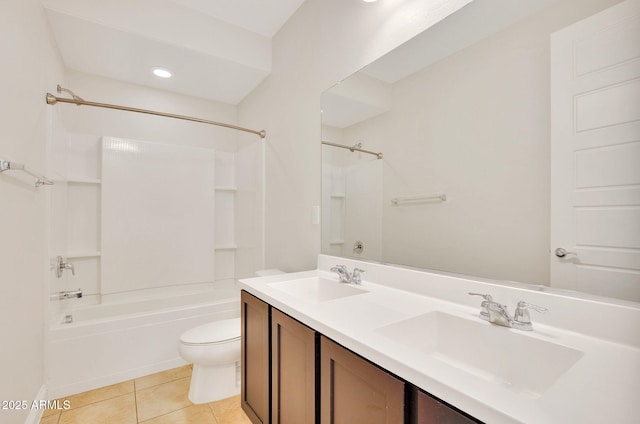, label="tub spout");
[51,289,83,300]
